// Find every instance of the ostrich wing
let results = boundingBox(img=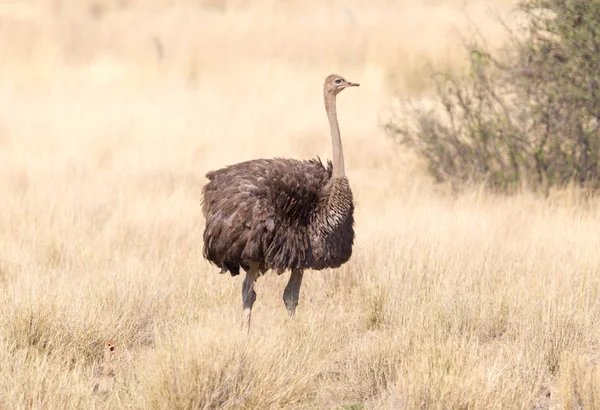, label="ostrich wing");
[201,157,332,274]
